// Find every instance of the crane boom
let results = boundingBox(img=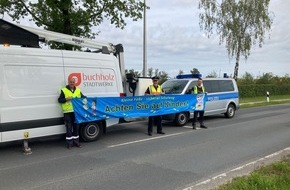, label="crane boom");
[17,24,115,53]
